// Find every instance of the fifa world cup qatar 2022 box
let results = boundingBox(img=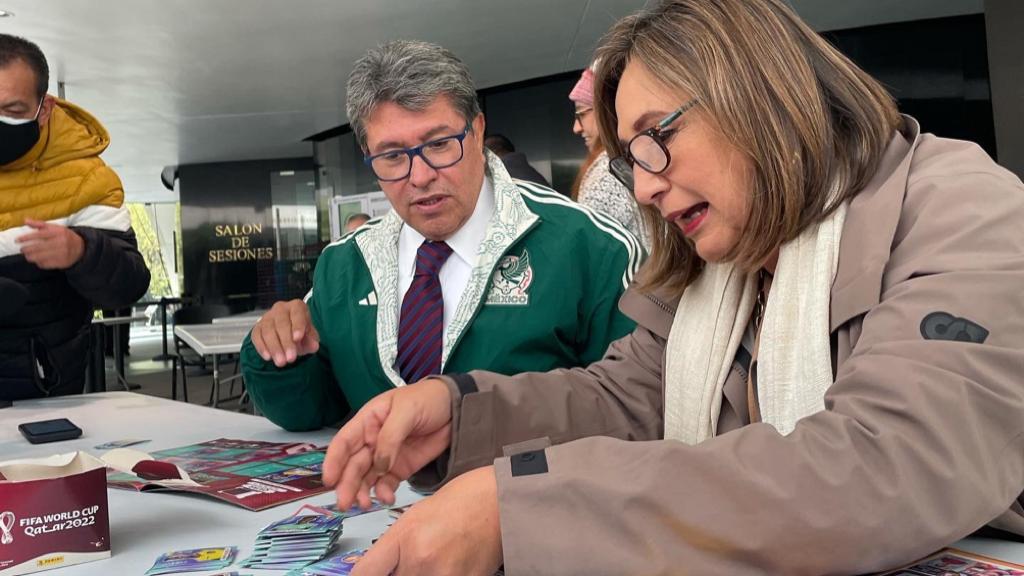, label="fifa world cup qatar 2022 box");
[0,452,110,575]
